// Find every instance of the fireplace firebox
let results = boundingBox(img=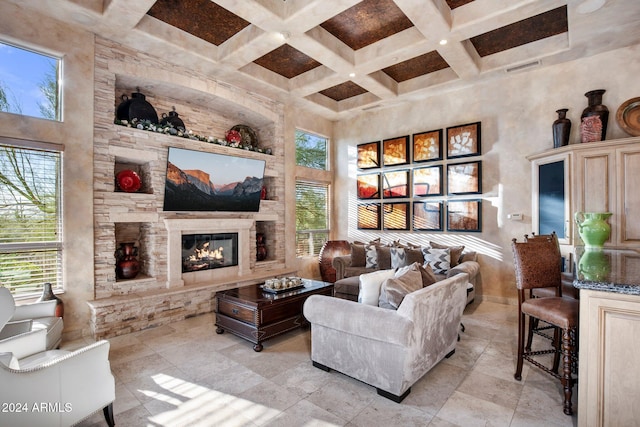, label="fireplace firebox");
[182,233,238,273]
